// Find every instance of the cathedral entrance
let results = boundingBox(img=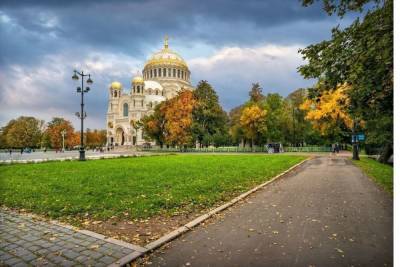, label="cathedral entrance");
[115,128,125,146]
